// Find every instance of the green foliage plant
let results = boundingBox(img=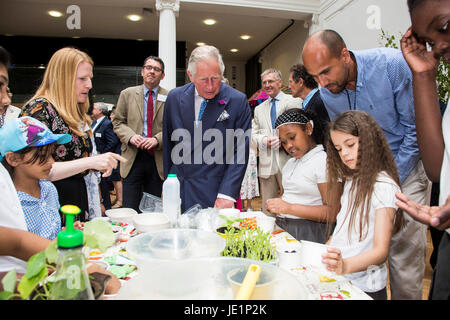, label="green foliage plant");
[0,219,115,300]
[221,226,276,263]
